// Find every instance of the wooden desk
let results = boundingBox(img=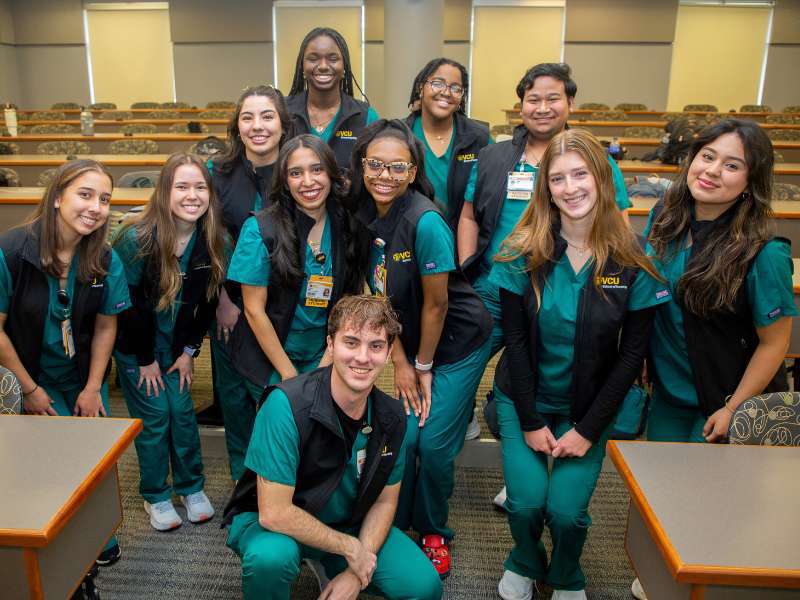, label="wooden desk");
[0,415,141,599]
[2,119,228,134]
[16,108,231,116]
[595,137,800,162]
[503,108,800,123]
[609,441,800,599]
[0,154,172,186]
[0,133,215,154]
[617,161,800,185]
